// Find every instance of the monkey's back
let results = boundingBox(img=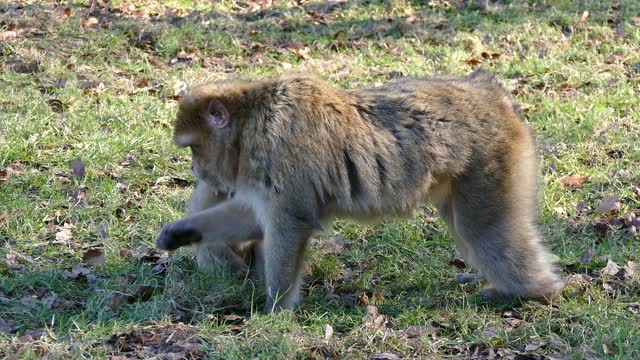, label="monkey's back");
[239,73,533,219]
